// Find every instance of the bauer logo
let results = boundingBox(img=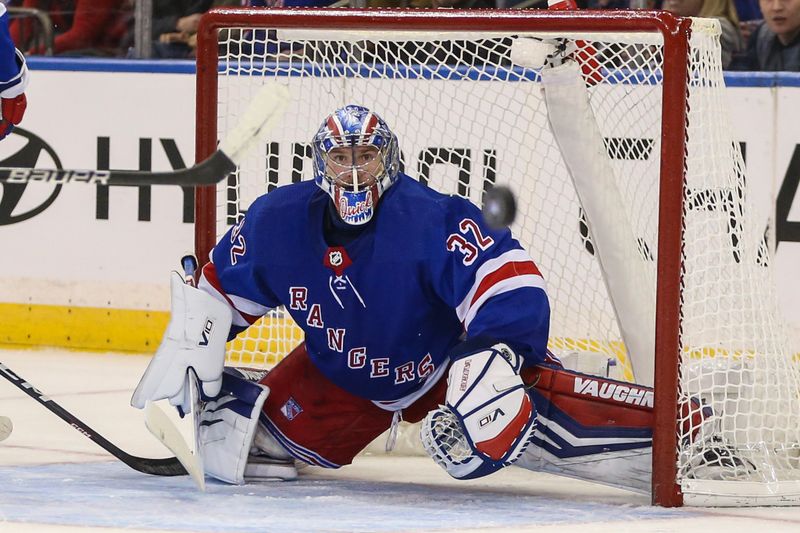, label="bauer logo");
[573,376,653,408]
[0,128,64,226]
